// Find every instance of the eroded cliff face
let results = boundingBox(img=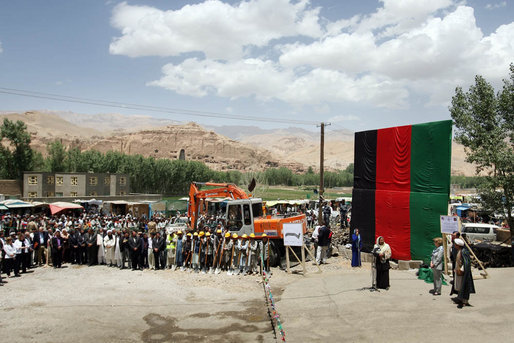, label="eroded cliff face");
[84,122,280,171]
[1,111,475,175]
